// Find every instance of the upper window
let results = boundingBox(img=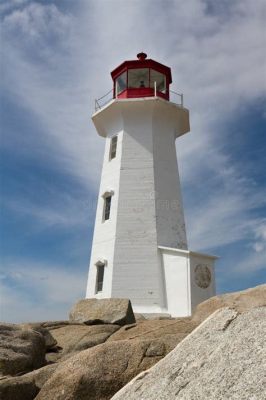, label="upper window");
[109,135,118,160]
[128,68,149,88]
[103,195,112,221]
[116,71,127,95]
[150,69,166,93]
